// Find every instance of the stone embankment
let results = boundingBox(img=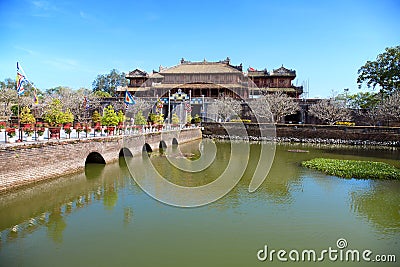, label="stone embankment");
[201,122,400,147]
